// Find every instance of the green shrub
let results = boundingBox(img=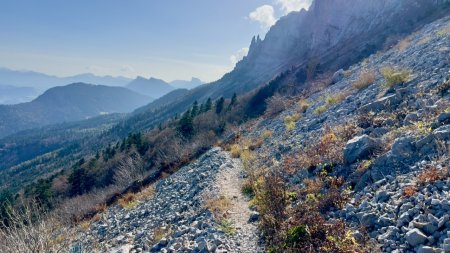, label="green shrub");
[284,113,301,131]
[380,66,410,87]
[314,106,327,115]
[286,225,309,246]
[219,219,236,235]
[262,130,273,139]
